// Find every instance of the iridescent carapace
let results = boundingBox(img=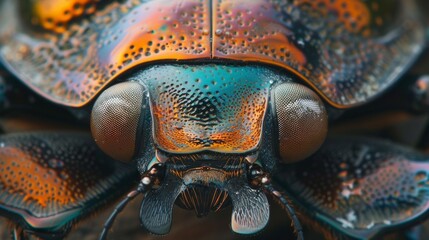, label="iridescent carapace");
[135,65,273,153]
[0,133,136,233]
[0,0,424,107]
